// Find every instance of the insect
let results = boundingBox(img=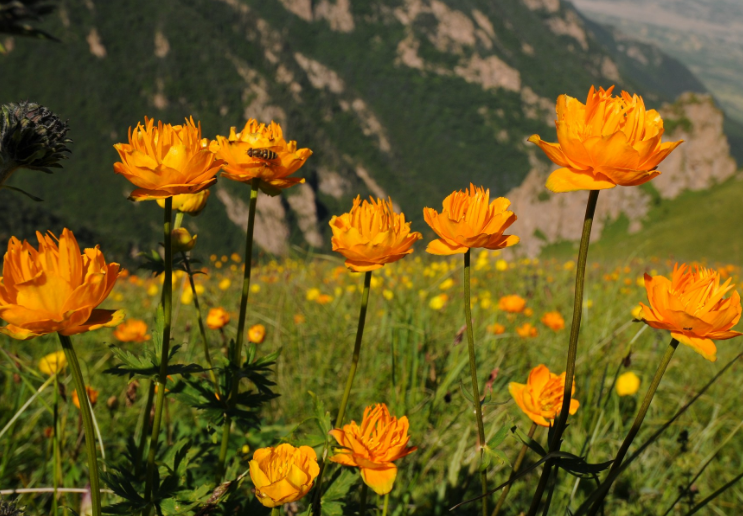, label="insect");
[247,148,278,160]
